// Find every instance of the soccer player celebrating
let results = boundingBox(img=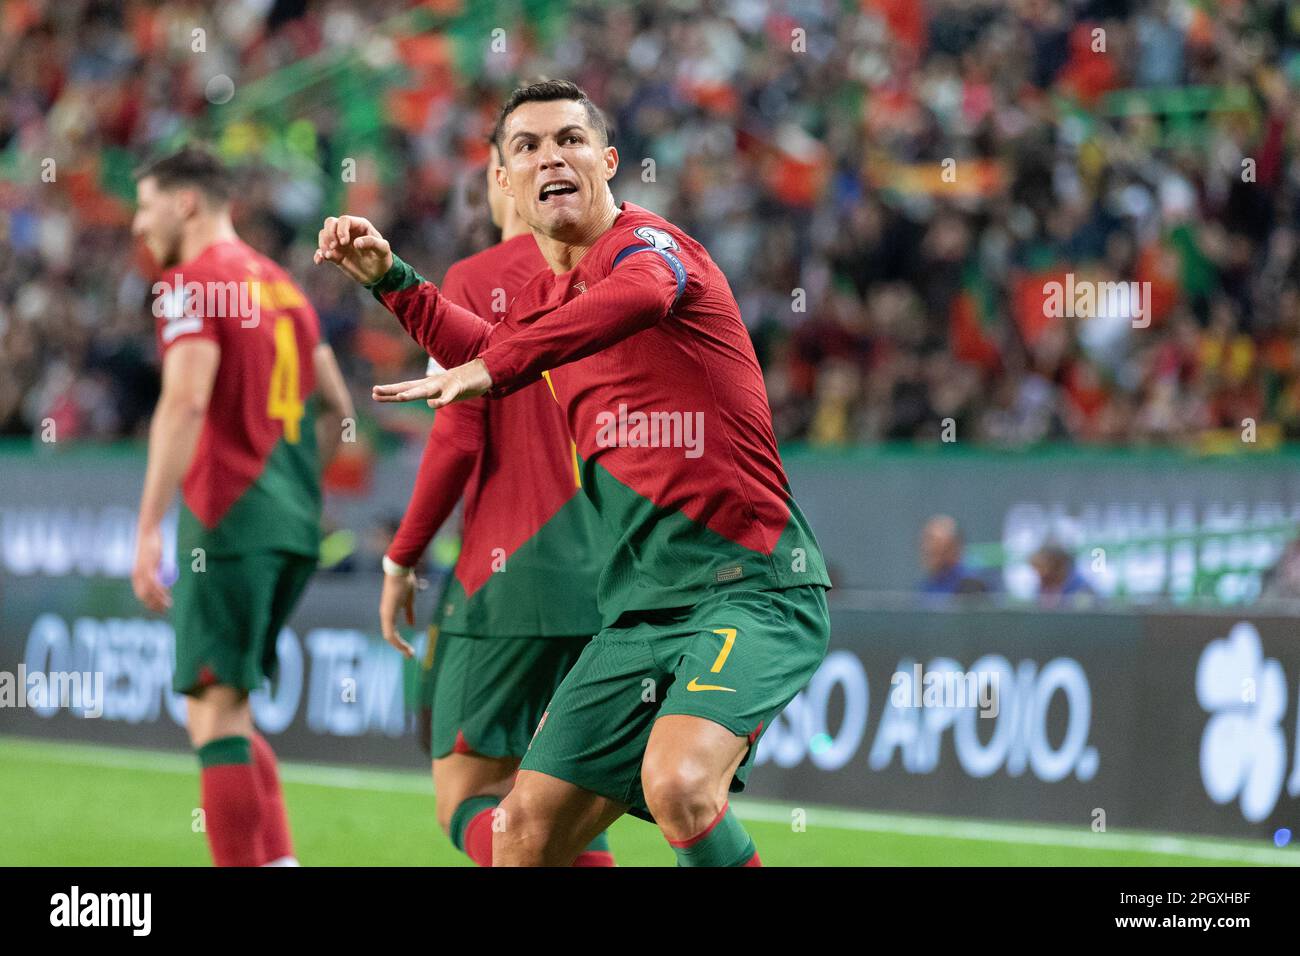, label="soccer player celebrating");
[131,145,354,867]
[382,146,613,866]
[317,81,831,867]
